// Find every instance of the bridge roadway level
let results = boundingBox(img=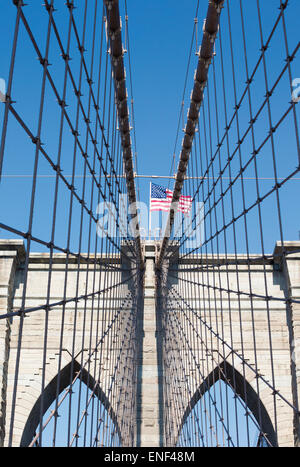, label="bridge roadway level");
[0,240,300,446]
